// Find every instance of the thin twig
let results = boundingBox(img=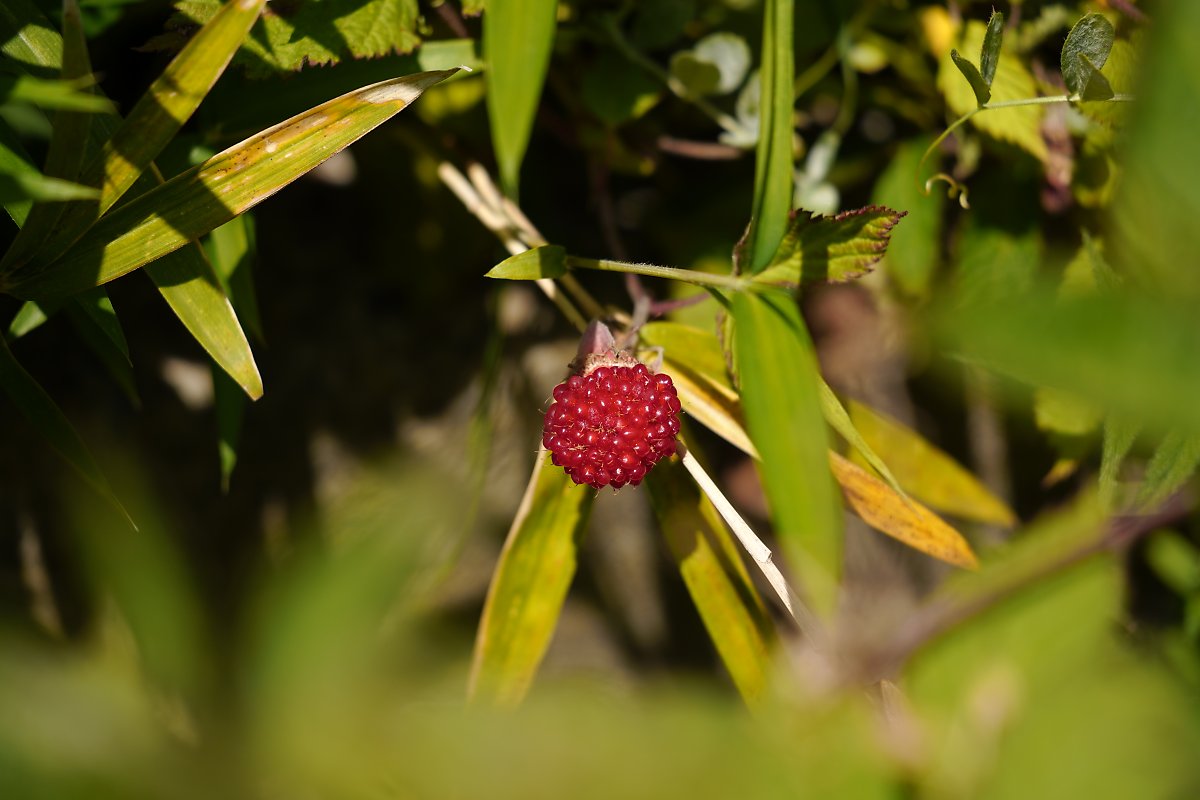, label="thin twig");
[568,255,749,292]
[656,136,744,161]
[679,445,821,638]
